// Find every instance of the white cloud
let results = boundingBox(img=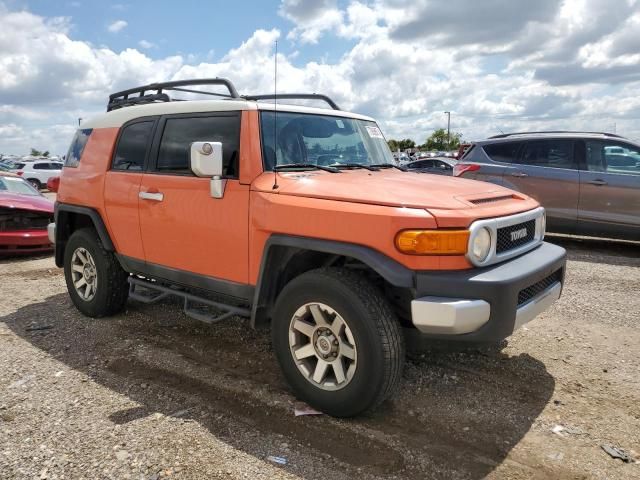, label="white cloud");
[107,20,127,33]
[138,39,156,49]
[2,2,640,156]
